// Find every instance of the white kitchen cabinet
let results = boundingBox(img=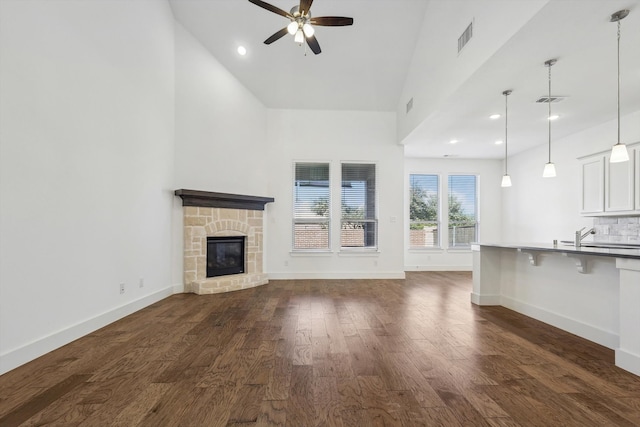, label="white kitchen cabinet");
[636,147,640,211]
[579,155,605,214]
[605,150,635,212]
[580,142,640,216]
